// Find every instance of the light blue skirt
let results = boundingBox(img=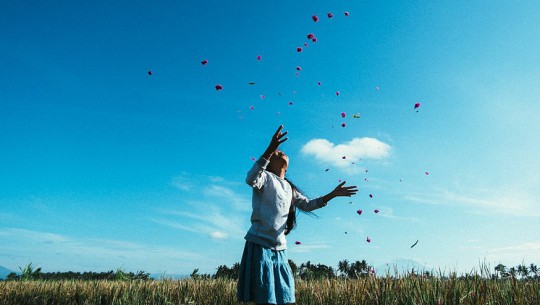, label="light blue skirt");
[237,241,295,304]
